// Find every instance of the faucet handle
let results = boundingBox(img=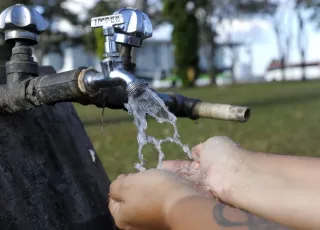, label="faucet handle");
[0,4,48,45]
[91,14,125,57]
[112,8,153,48]
[91,14,125,31]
